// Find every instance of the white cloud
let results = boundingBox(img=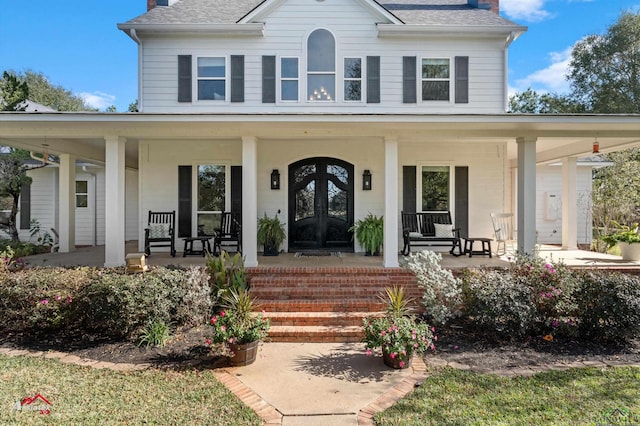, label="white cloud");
[77,91,116,110]
[514,46,573,94]
[501,0,551,22]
